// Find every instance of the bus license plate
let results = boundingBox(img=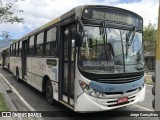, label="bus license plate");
[117,97,128,104]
